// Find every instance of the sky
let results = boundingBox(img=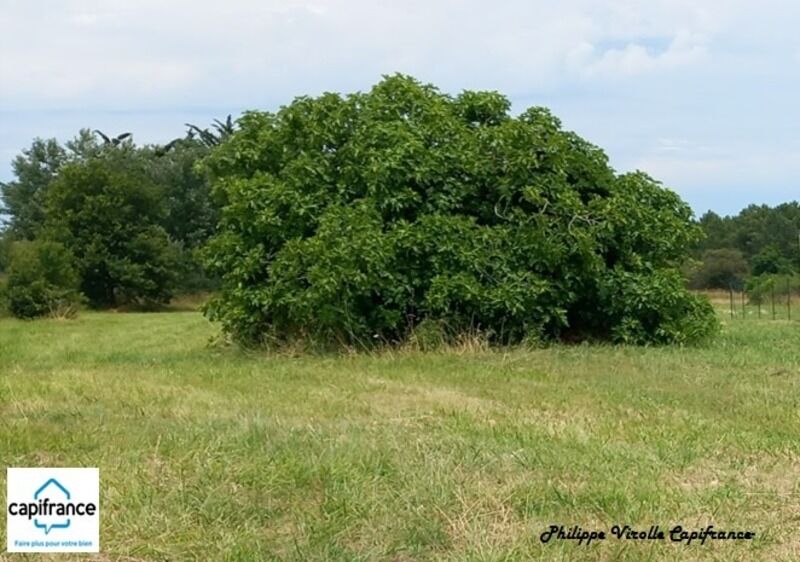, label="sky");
[1,0,799,217]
